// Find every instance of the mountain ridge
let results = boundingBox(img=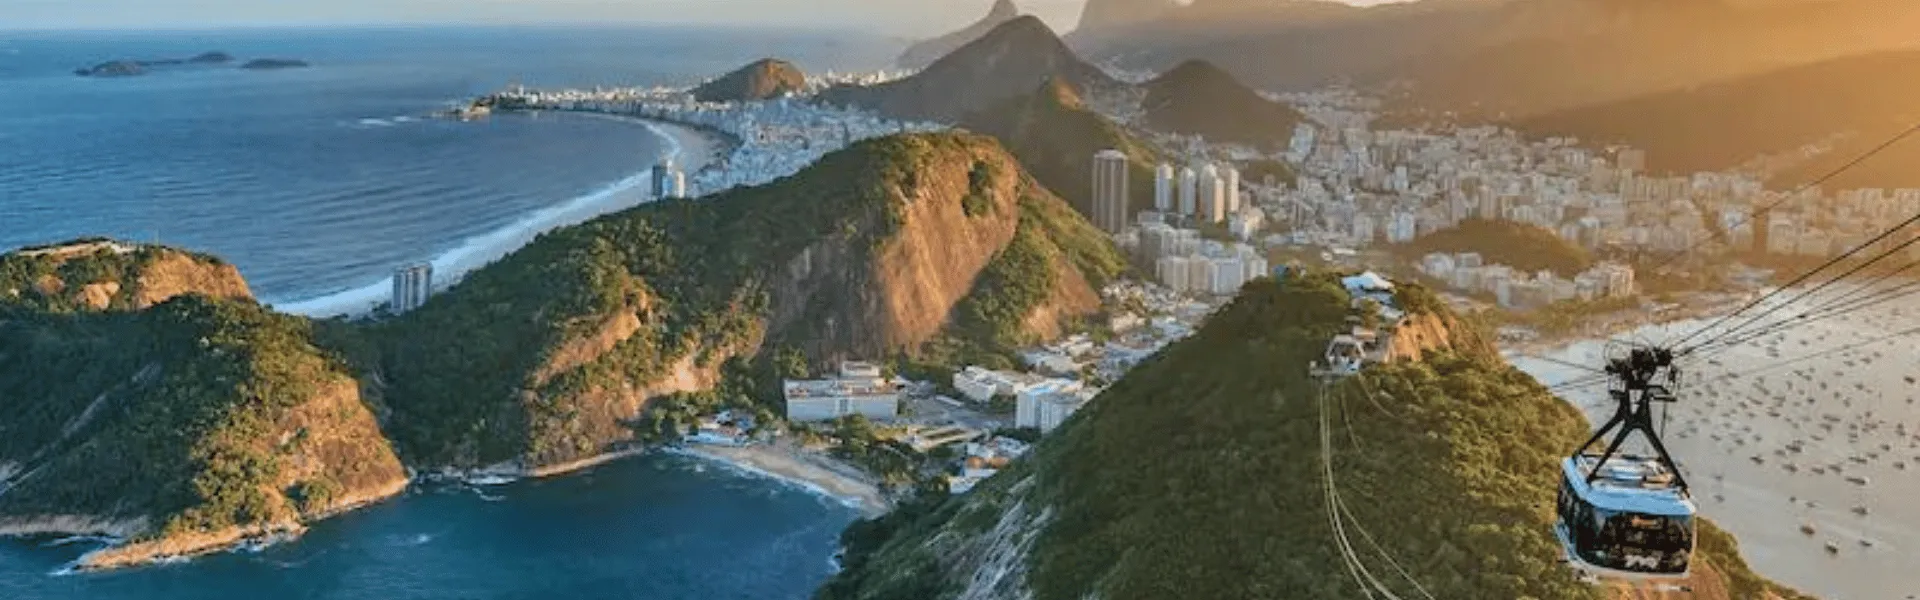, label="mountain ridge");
[820,16,1119,124]
[896,0,1023,70]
